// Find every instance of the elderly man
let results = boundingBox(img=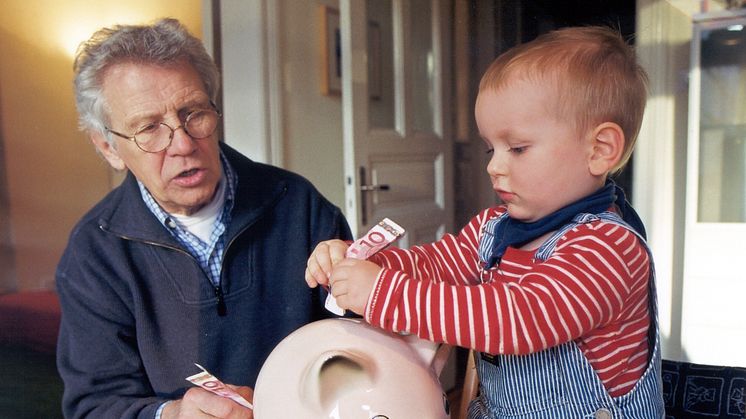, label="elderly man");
[56,18,351,418]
